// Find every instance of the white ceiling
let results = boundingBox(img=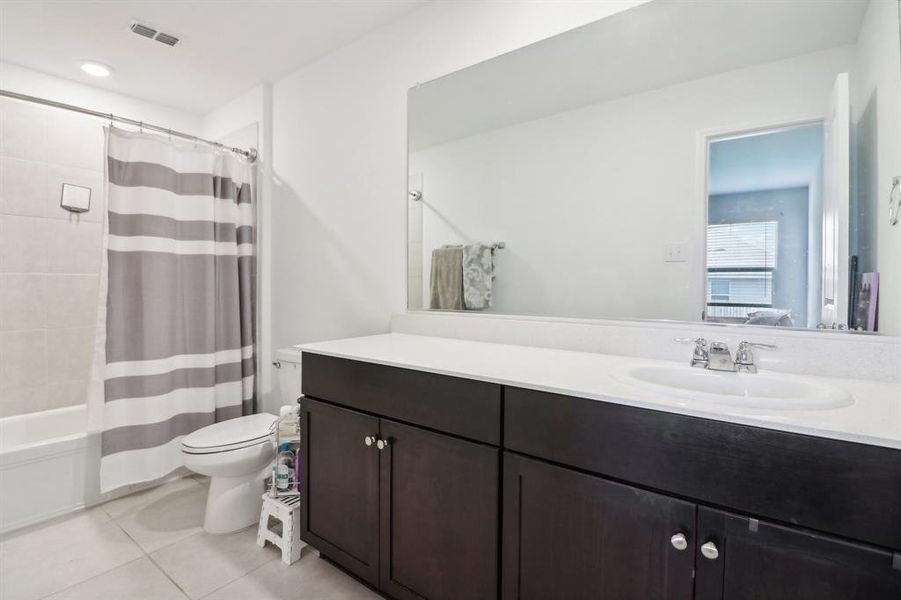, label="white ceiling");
[708,123,824,196]
[409,0,867,150]
[0,0,425,115]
